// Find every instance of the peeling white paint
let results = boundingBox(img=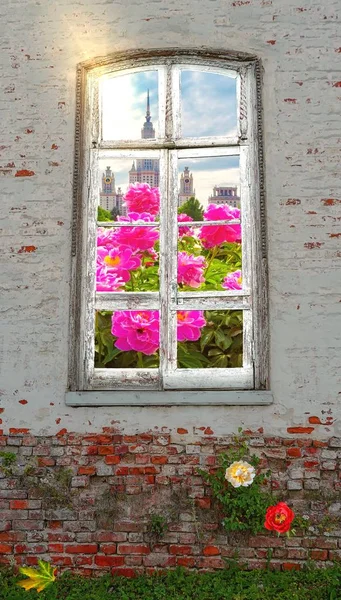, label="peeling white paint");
[0,0,340,438]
